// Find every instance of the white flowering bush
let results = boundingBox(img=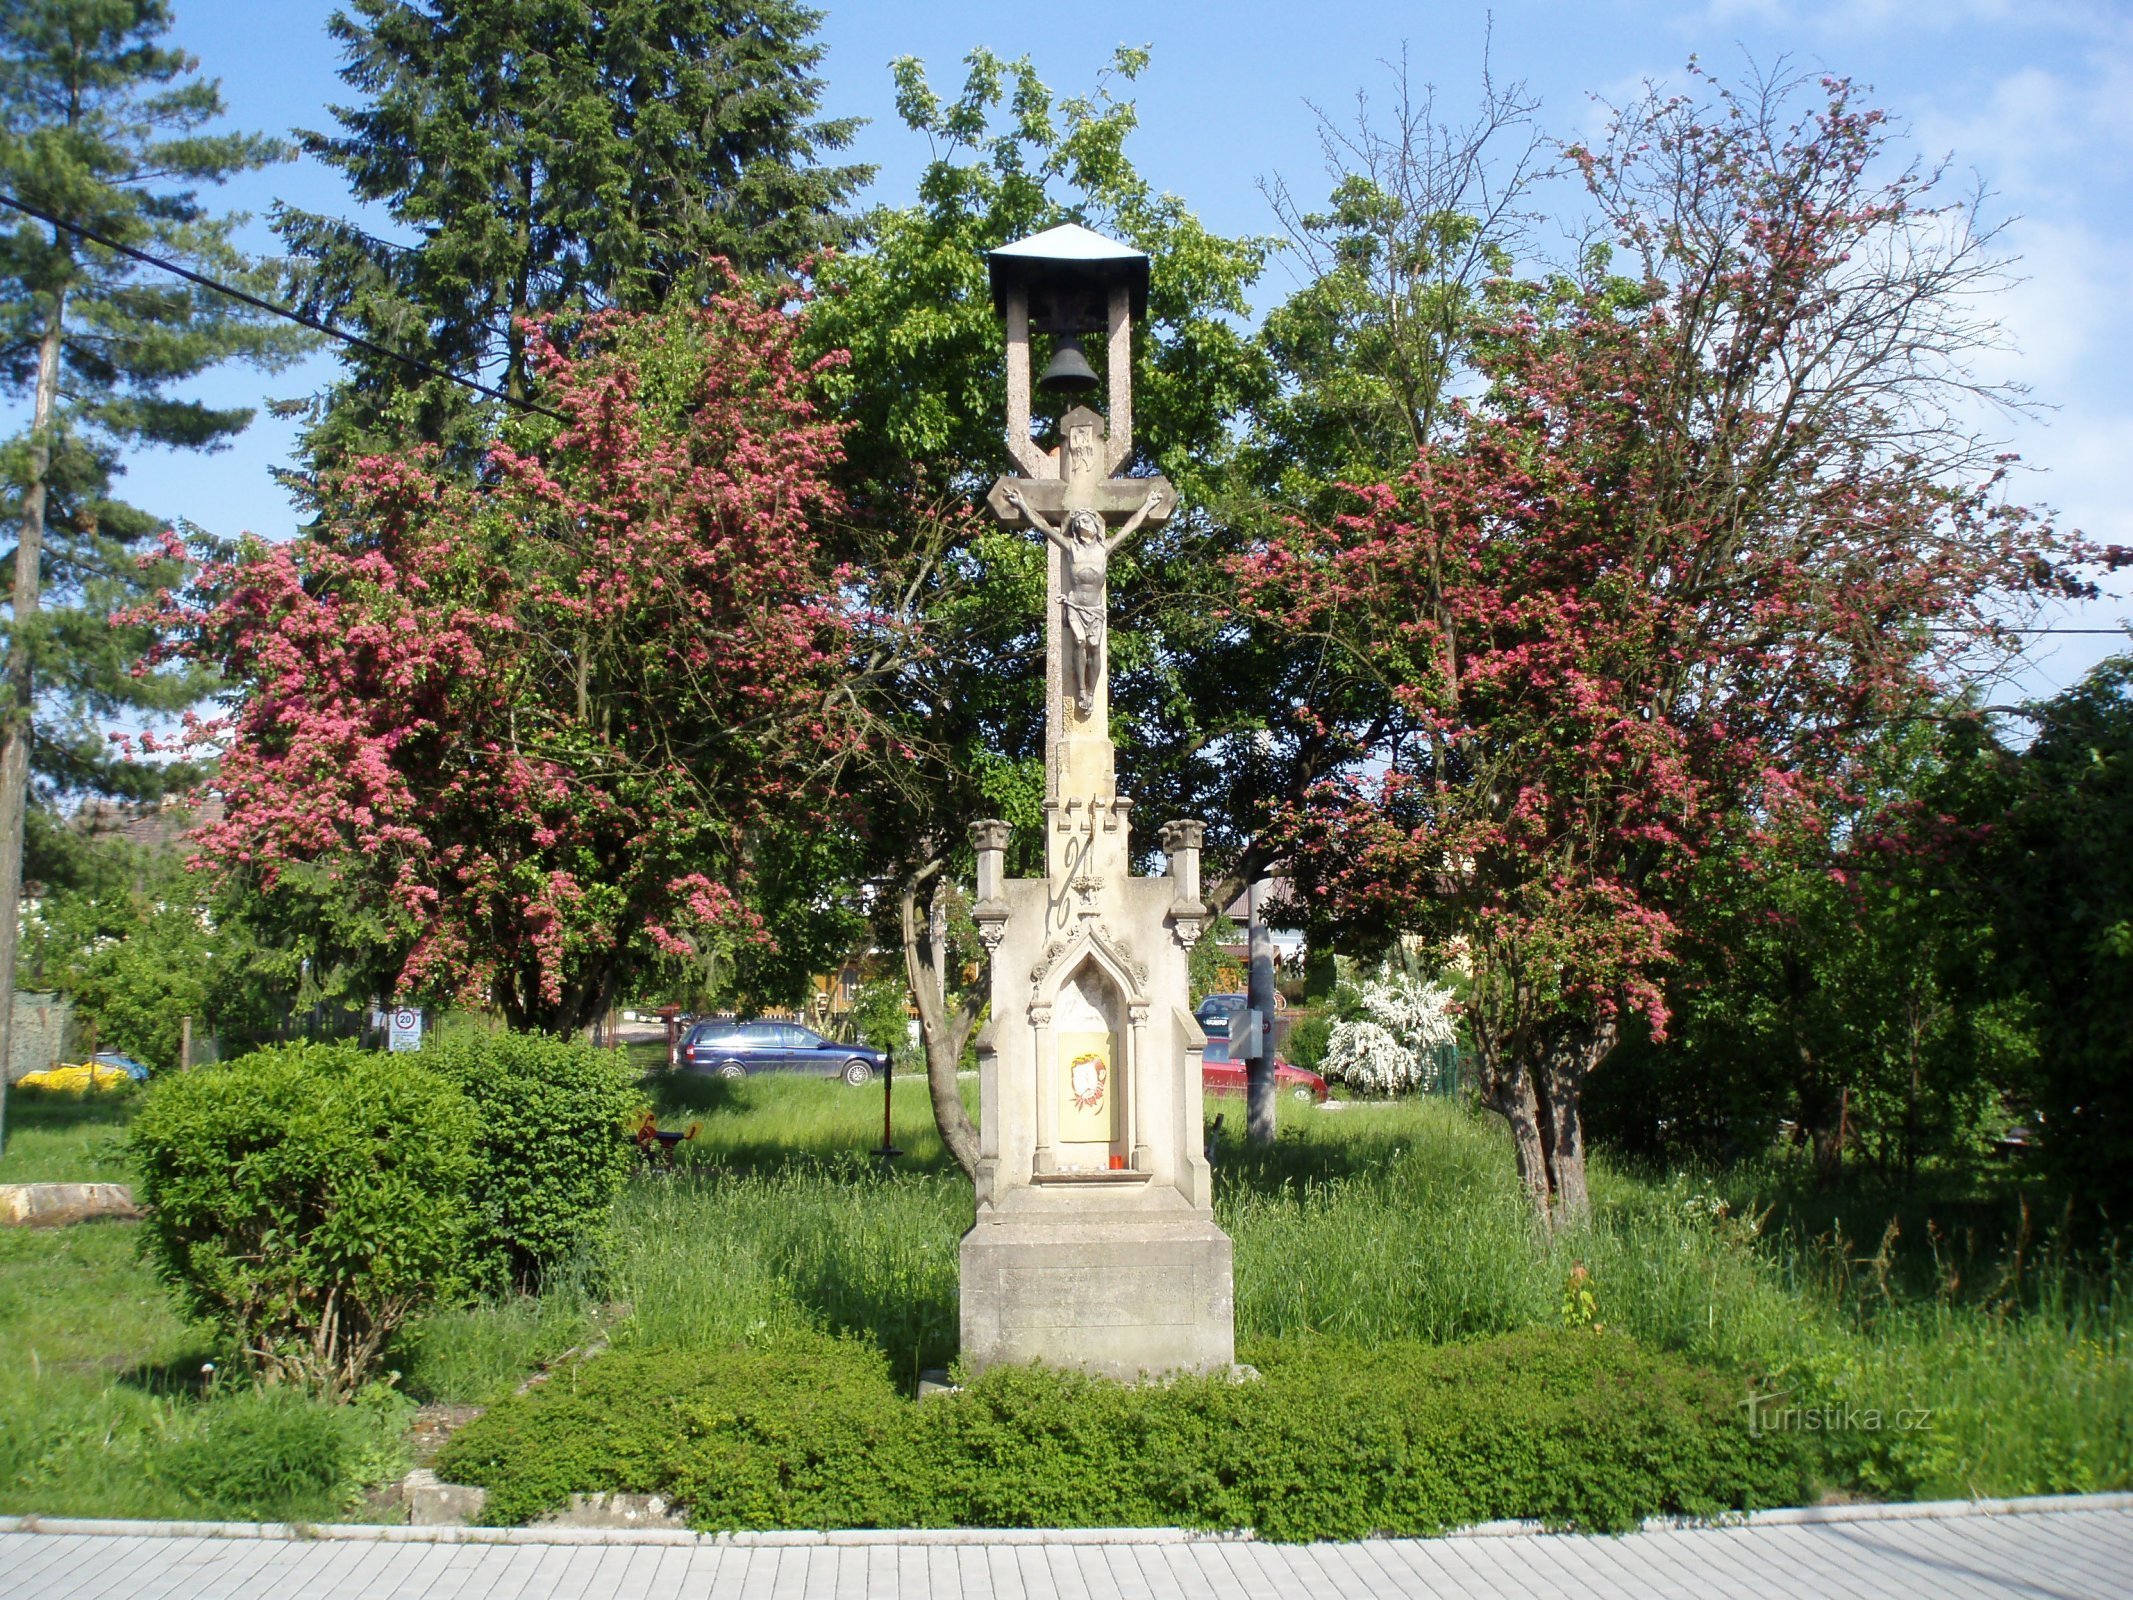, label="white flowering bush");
[1322,1019,1417,1094]
[1321,972,1459,1095]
